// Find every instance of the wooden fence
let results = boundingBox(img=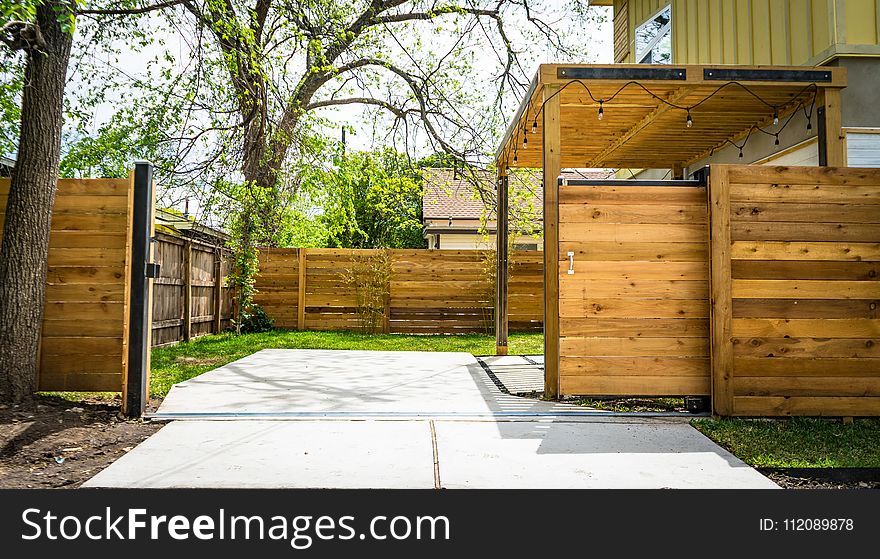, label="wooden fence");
[709,165,880,416]
[151,232,233,346]
[0,177,133,391]
[557,183,711,397]
[253,248,543,334]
